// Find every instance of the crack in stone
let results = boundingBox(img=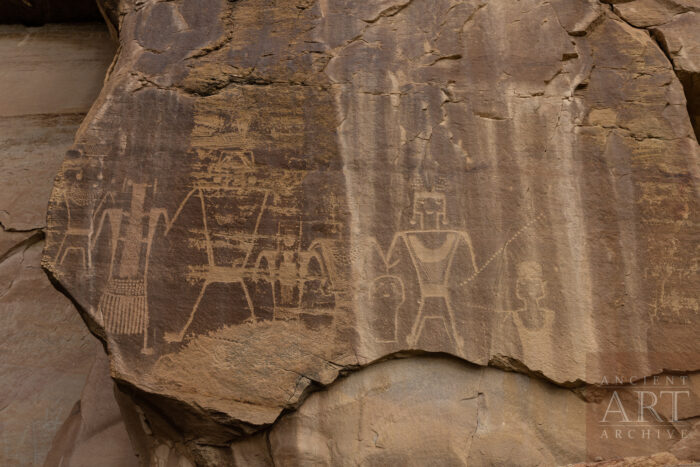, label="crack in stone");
[0,229,44,265]
[600,1,700,142]
[362,0,414,24]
